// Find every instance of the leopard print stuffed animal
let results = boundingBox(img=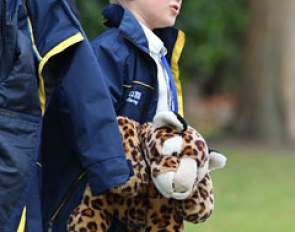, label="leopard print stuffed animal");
[67,111,226,232]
